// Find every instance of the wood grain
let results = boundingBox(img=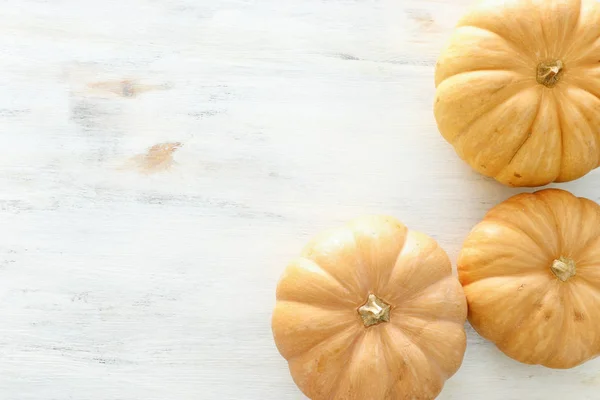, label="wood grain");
[1,0,600,399]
